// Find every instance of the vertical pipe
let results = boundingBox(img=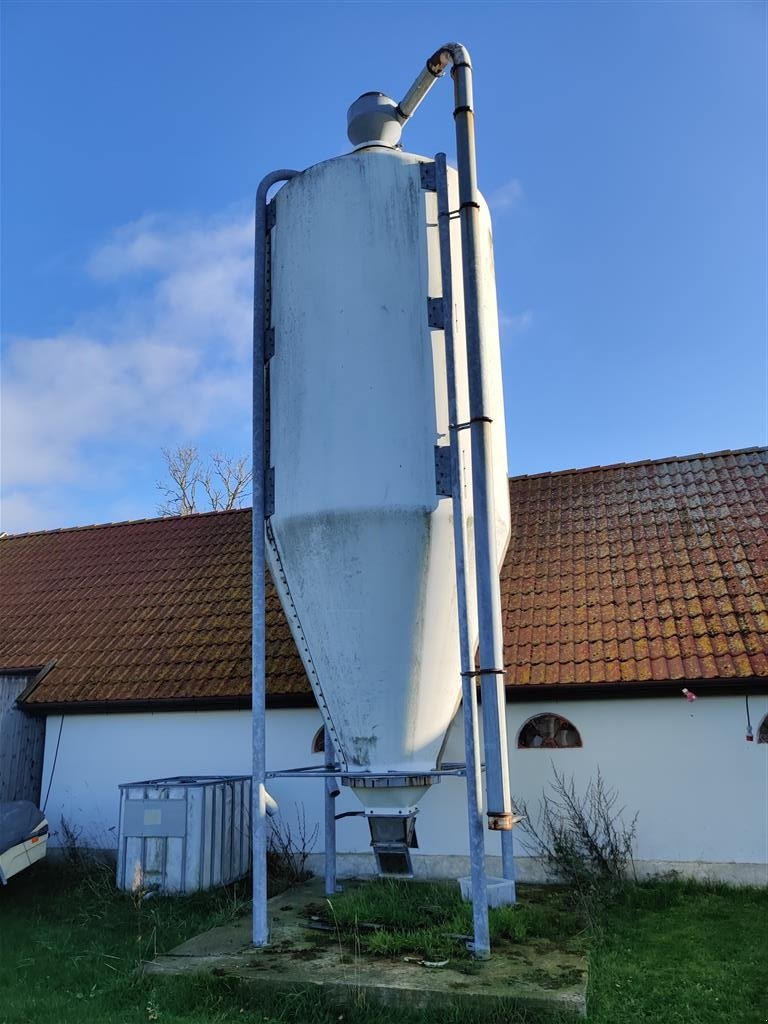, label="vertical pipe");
[247,779,252,874]
[199,785,207,892]
[180,788,188,892]
[141,784,147,894]
[253,169,299,947]
[211,784,217,888]
[323,727,340,896]
[450,56,516,888]
[239,779,246,877]
[228,781,235,882]
[117,787,124,889]
[235,782,241,878]
[434,152,490,959]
